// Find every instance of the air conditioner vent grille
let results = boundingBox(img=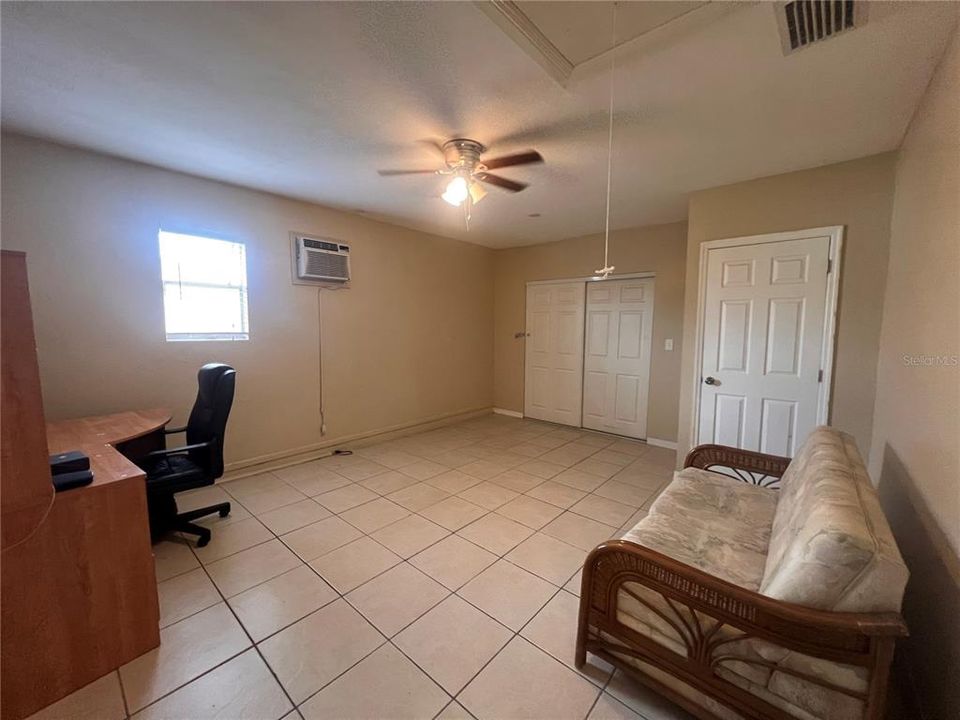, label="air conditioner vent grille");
[305,251,349,280]
[779,1,863,54]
